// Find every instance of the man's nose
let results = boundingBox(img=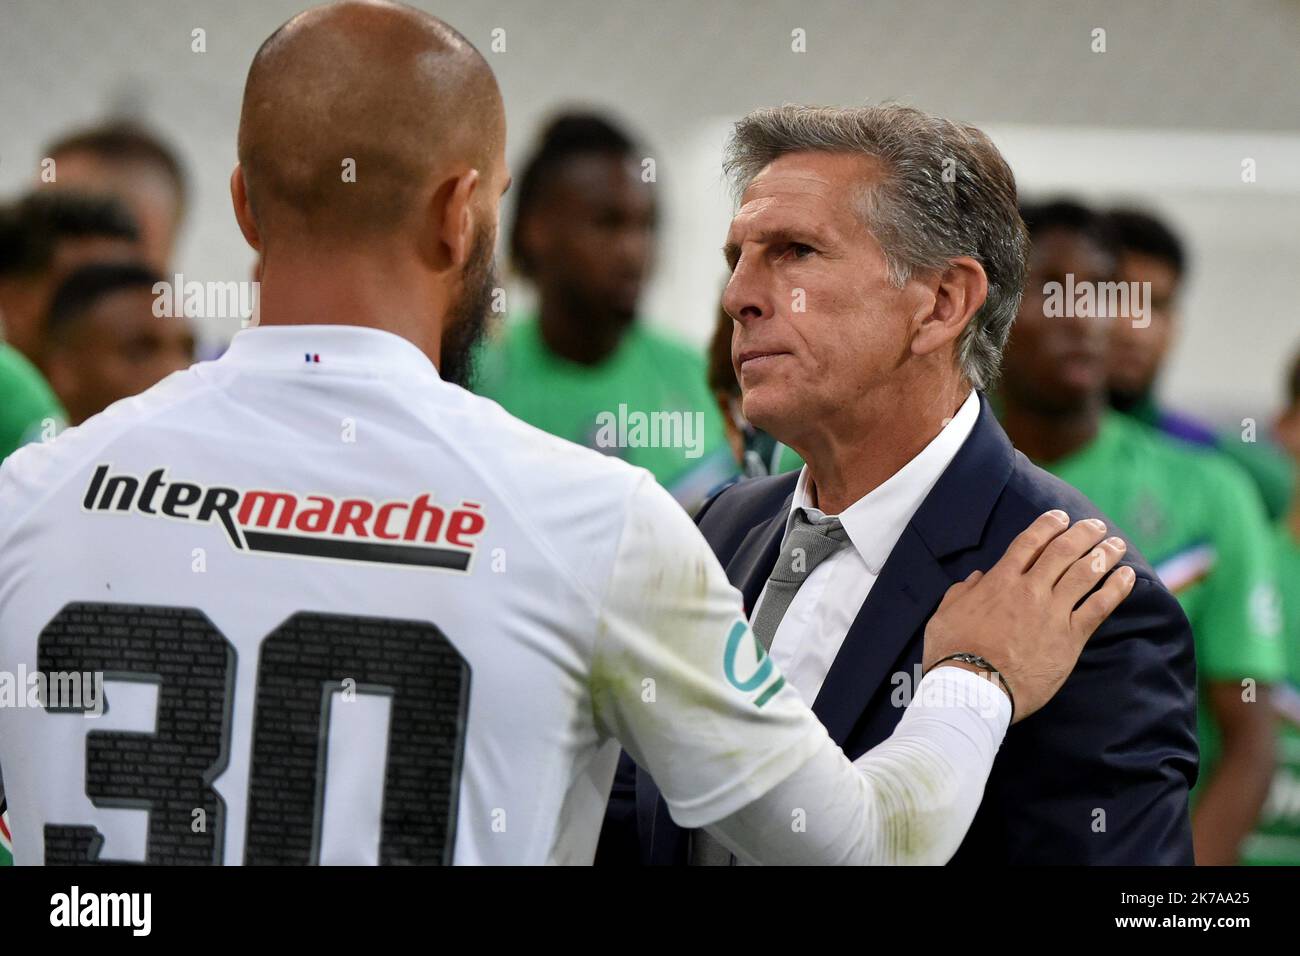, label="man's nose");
[722,259,771,326]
